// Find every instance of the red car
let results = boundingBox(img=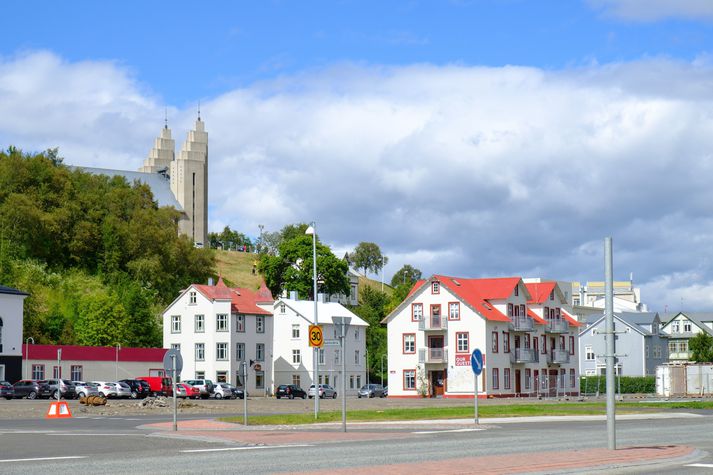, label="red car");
[177,383,200,399]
